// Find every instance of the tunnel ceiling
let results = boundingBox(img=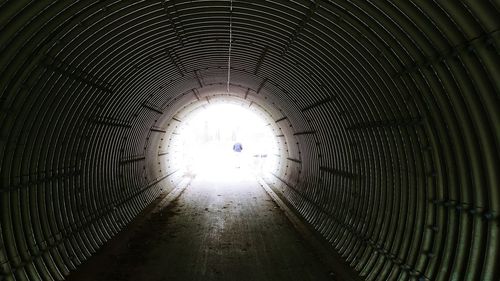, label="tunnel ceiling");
[1,1,499,281]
